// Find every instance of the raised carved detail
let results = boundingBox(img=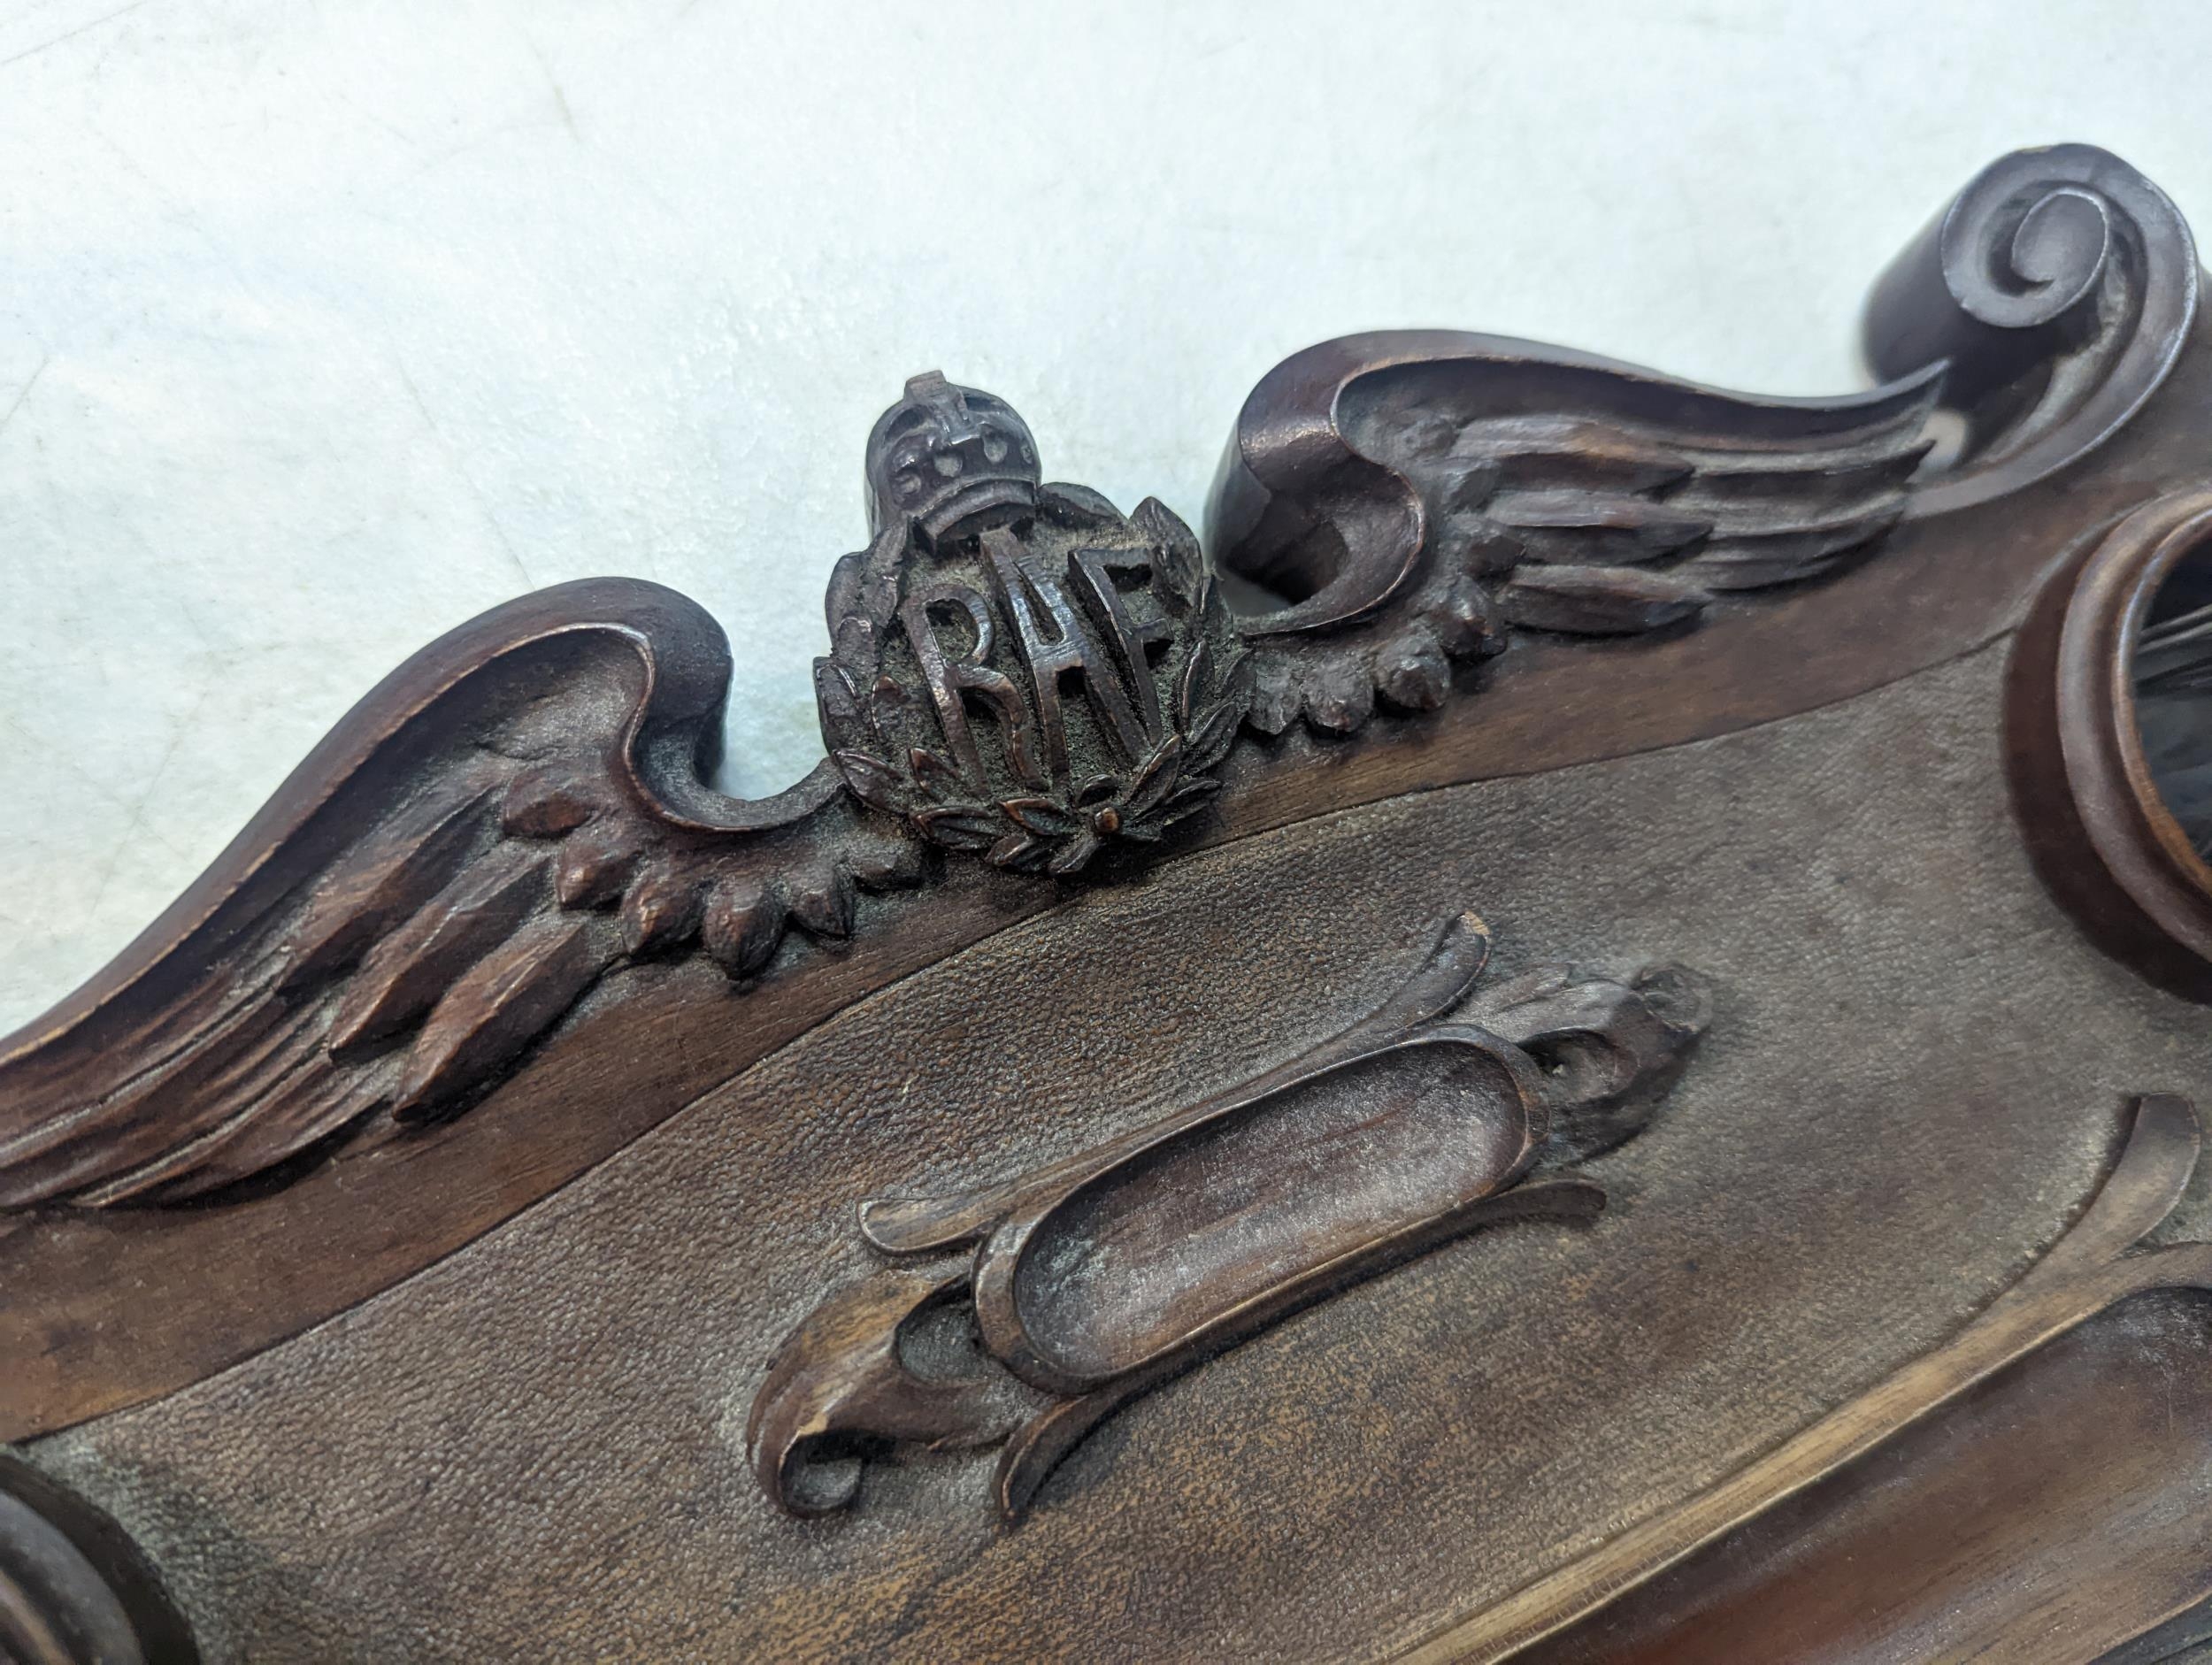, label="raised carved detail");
[0,584,917,1208]
[1209,349,1940,736]
[816,374,1249,875]
[1,144,2189,1215]
[1415,1093,2212,1661]
[746,912,1709,1523]
[1208,142,2197,738]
